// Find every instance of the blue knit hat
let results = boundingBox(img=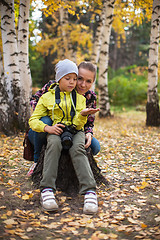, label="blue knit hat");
[55,59,78,82]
